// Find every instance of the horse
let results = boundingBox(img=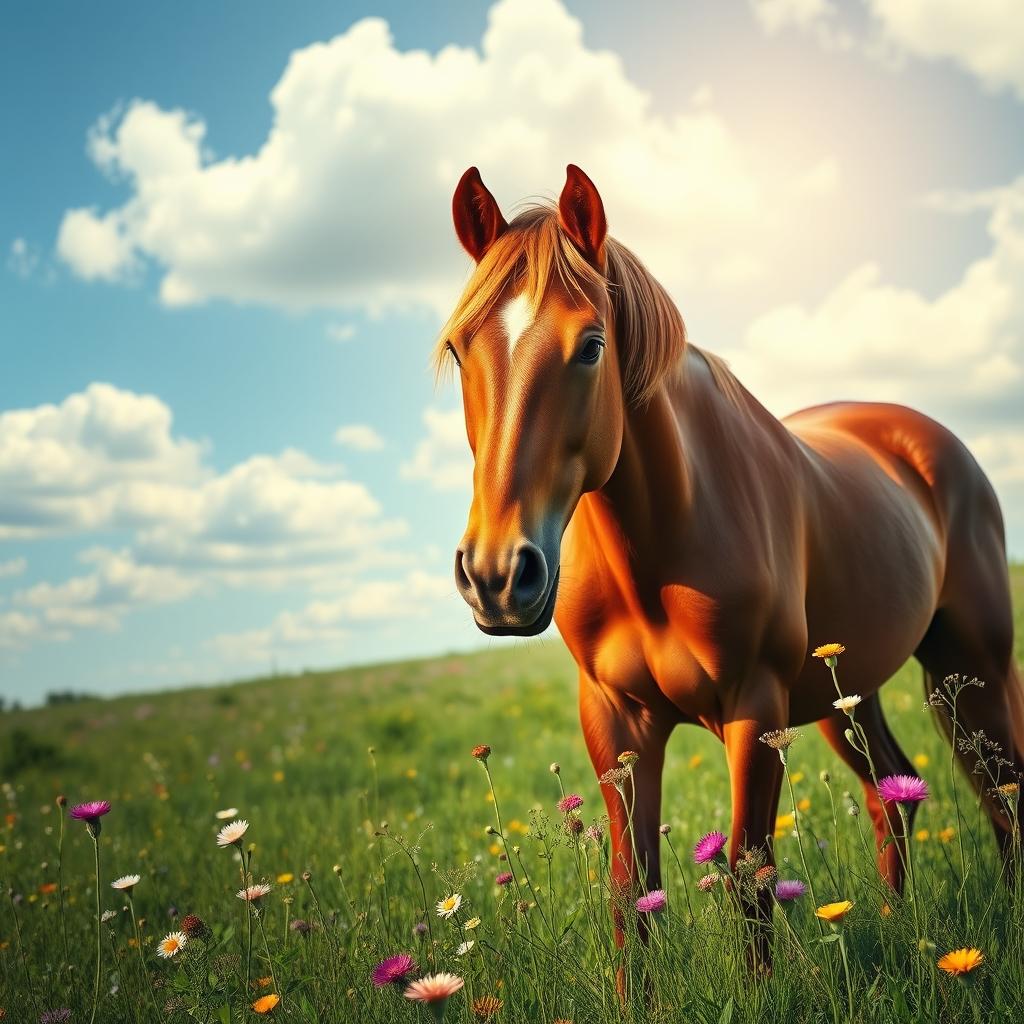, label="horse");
[436,163,1024,948]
